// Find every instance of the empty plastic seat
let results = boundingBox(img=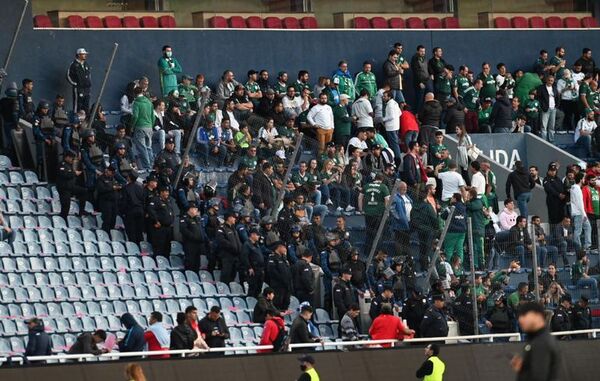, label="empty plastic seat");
[122,16,140,28]
[10,337,25,353]
[216,282,230,295]
[9,172,24,184]
[581,16,598,28]
[406,17,425,28]
[228,16,246,28]
[563,16,580,28]
[264,16,282,28]
[67,15,86,28]
[188,282,203,295]
[353,17,370,29]
[424,17,441,28]
[370,17,388,28]
[314,308,332,323]
[140,15,158,28]
[300,16,317,29]
[202,282,218,296]
[158,15,176,28]
[511,16,528,28]
[246,297,257,310]
[24,170,40,184]
[241,326,256,341]
[34,15,53,28]
[103,15,122,28]
[199,270,214,283]
[388,17,405,28]
[229,282,245,295]
[85,16,103,28]
[545,16,562,28]
[246,16,263,28]
[442,17,459,28]
[170,256,184,269]
[494,17,510,28]
[282,16,300,29]
[209,16,228,28]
